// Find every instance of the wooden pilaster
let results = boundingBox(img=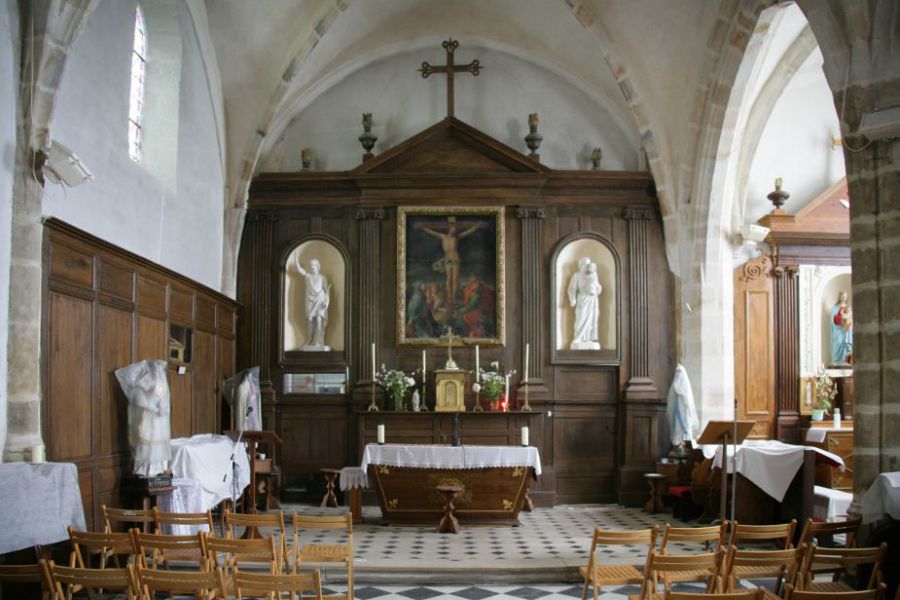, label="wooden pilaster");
[355,207,385,386]
[774,265,800,442]
[623,207,657,399]
[516,206,547,390]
